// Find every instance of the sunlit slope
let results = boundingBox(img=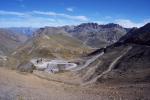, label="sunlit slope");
[7,29,91,70]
